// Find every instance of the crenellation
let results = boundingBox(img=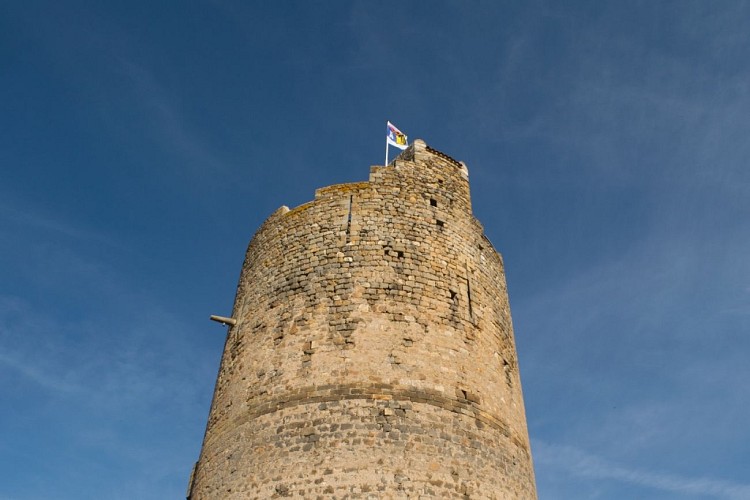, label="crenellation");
[190,140,536,499]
